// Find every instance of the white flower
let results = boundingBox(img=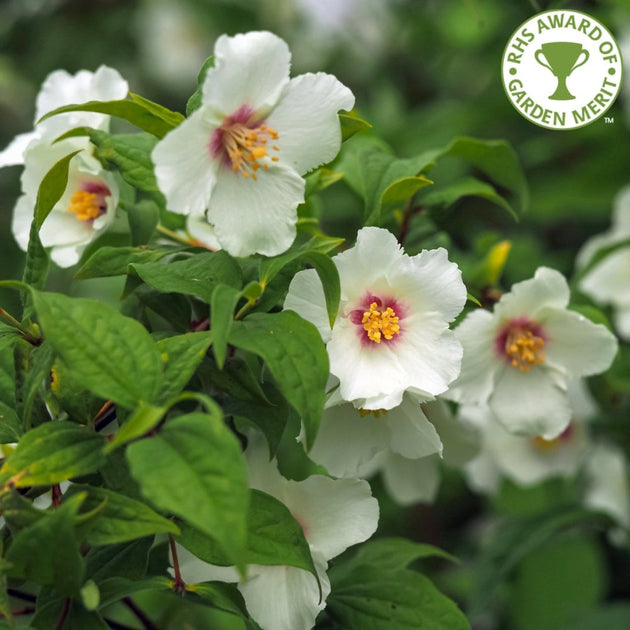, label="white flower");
[0,66,128,168]
[583,443,630,545]
[12,137,119,267]
[151,30,354,257]
[448,267,618,439]
[174,434,378,630]
[284,226,467,410]
[463,379,596,494]
[578,185,630,341]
